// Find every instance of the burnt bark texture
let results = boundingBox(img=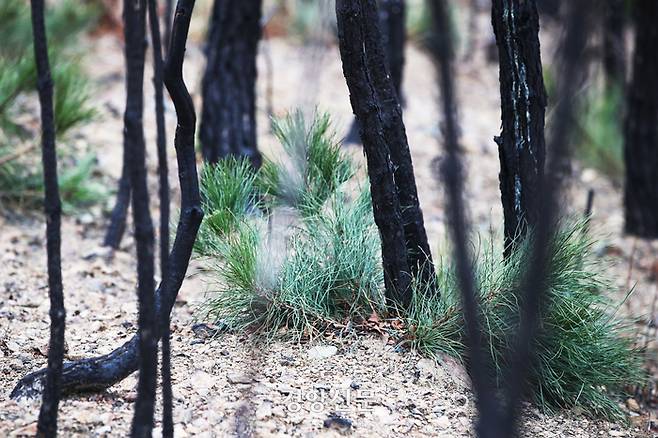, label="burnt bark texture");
[121,1,158,436]
[623,0,658,238]
[427,1,499,436]
[30,1,66,436]
[502,2,590,434]
[336,0,436,307]
[199,0,263,167]
[602,0,626,89]
[10,0,203,411]
[147,0,173,435]
[345,0,406,144]
[491,0,547,256]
